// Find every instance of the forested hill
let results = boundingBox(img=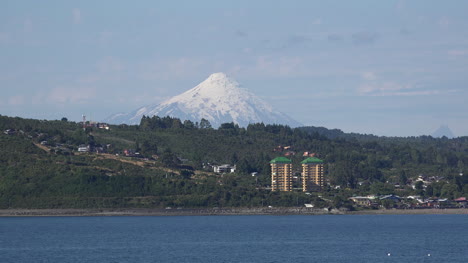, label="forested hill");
[299,126,438,142]
[0,114,467,209]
